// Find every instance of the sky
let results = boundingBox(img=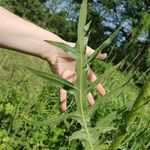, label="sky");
[45,0,147,43]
